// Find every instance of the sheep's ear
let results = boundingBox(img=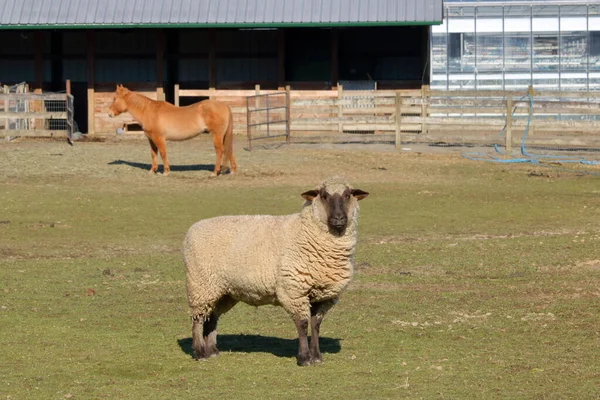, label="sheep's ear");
[301,190,319,202]
[351,189,369,201]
